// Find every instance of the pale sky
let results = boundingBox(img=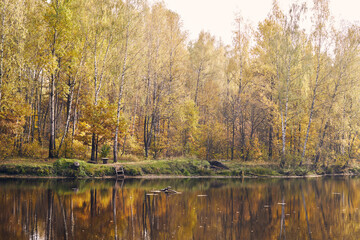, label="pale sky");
[149,0,360,45]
